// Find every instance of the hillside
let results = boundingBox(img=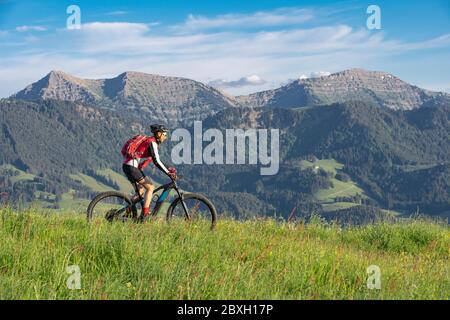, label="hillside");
[12,71,238,124]
[0,98,147,205]
[1,98,449,219]
[0,208,448,299]
[0,99,141,173]
[237,69,450,110]
[180,102,450,217]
